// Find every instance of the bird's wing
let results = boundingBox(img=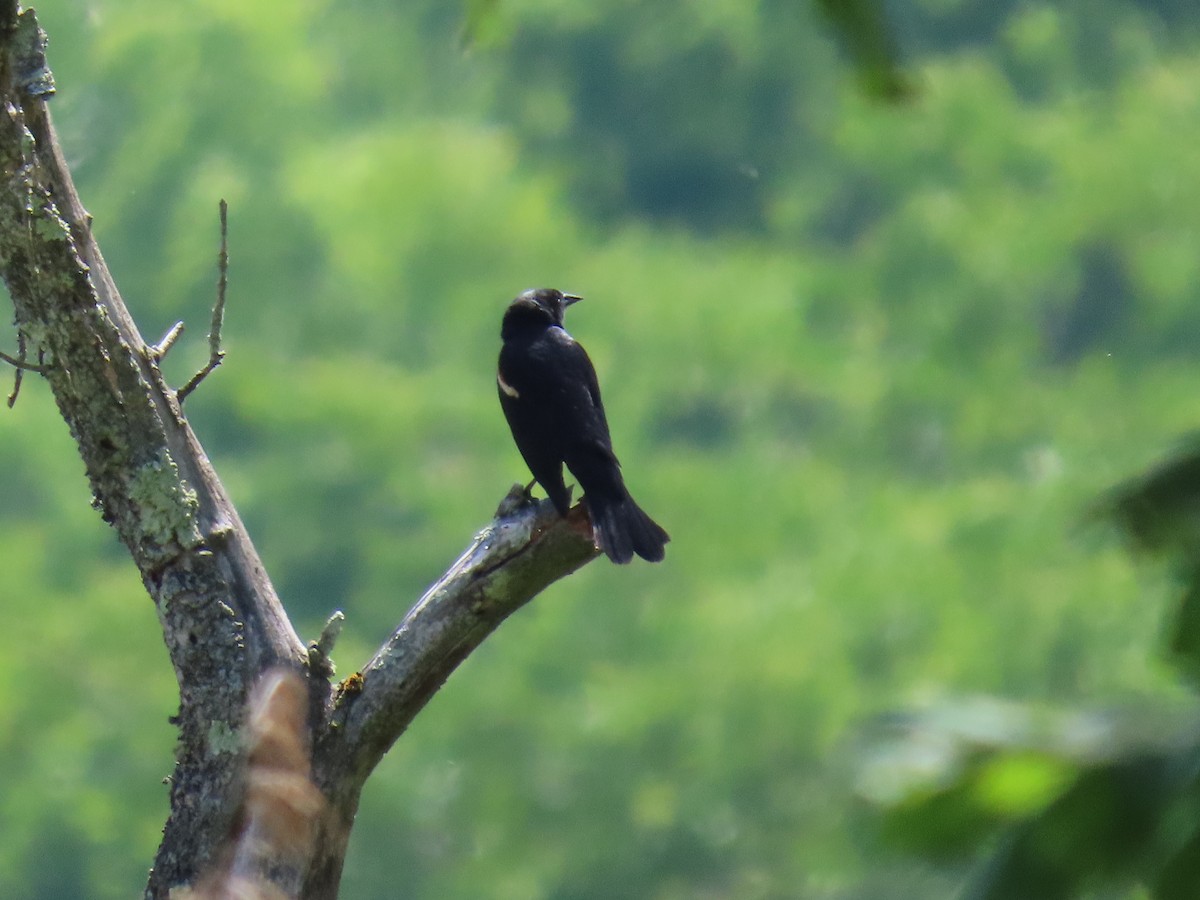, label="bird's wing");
[578,341,605,418]
[549,330,618,462]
